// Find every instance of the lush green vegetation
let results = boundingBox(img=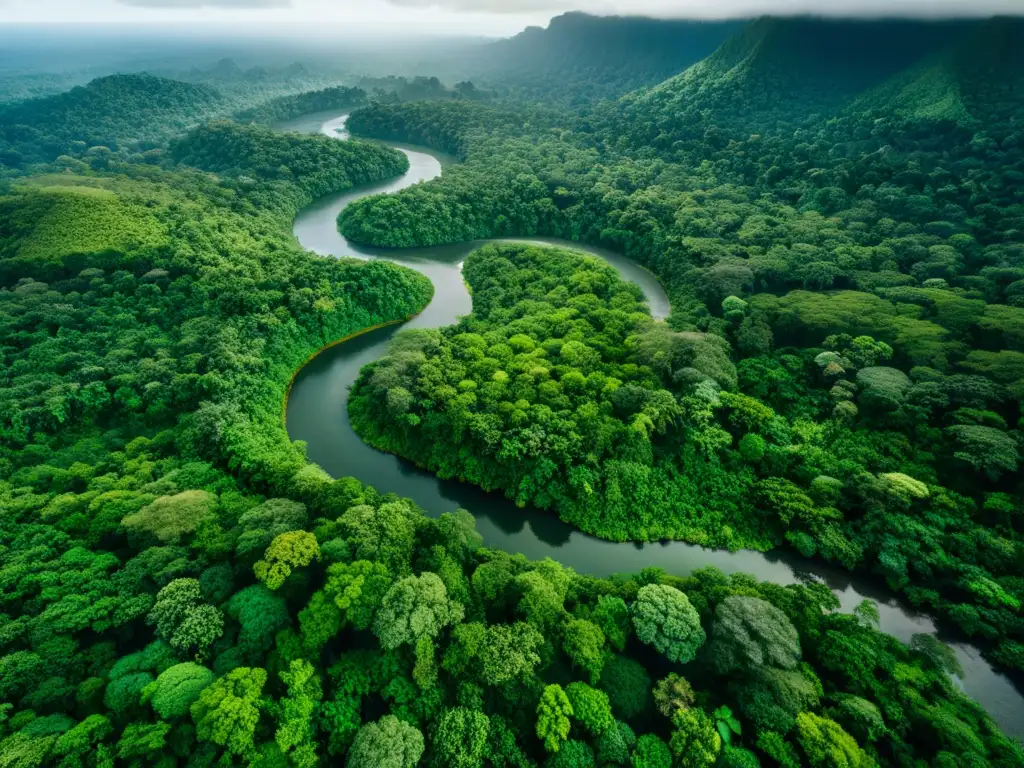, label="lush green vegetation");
[0,73,369,170]
[356,75,489,104]
[1,12,1023,764]
[0,122,428,488]
[338,16,1024,676]
[2,437,1018,765]
[170,121,409,201]
[351,243,762,546]
[233,85,368,126]
[0,74,225,167]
